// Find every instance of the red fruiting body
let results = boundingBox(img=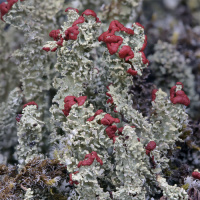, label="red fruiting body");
[118,127,124,135]
[65,26,79,40]
[51,47,57,52]
[23,101,38,109]
[104,34,122,45]
[87,109,103,121]
[176,82,184,88]
[57,37,64,46]
[98,20,134,55]
[106,85,114,104]
[170,82,190,106]
[42,47,50,52]
[108,20,134,35]
[62,96,77,117]
[118,46,134,61]
[140,51,149,65]
[65,7,79,13]
[82,9,97,18]
[135,22,144,29]
[106,92,112,97]
[81,9,101,23]
[146,150,150,155]
[127,68,137,76]
[105,35,123,55]
[106,92,114,104]
[76,96,87,106]
[0,0,23,21]
[94,109,103,116]
[62,96,87,117]
[98,31,108,42]
[140,35,147,51]
[145,141,156,155]
[49,29,61,41]
[87,116,95,122]
[101,113,120,142]
[77,151,103,168]
[63,97,75,114]
[0,3,9,21]
[171,90,190,106]
[69,171,79,185]
[152,89,158,101]
[109,20,123,32]
[72,16,85,26]
[105,125,118,144]
[192,171,200,180]
[146,141,156,151]
[64,96,77,106]
[64,96,76,103]
[62,109,70,117]
[121,26,134,35]
[101,114,120,126]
